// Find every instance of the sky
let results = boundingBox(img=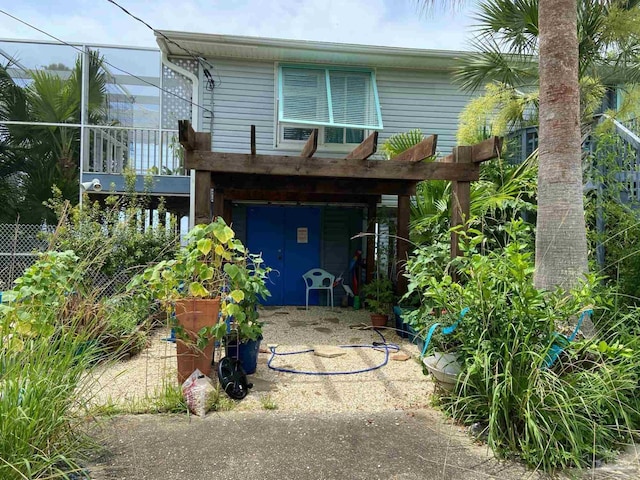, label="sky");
[0,0,479,52]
